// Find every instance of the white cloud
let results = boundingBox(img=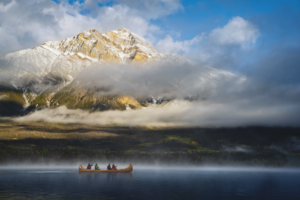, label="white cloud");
[82,0,183,20]
[57,3,160,40]
[155,16,259,55]
[154,16,260,68]
[14,99,300,127]
[209,16,260,47]
[0,0,183,57]
[155,35,203,54]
